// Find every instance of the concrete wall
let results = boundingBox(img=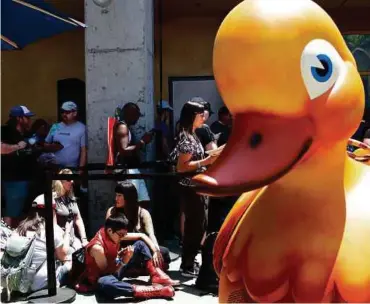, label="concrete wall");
[85,0,154,233]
